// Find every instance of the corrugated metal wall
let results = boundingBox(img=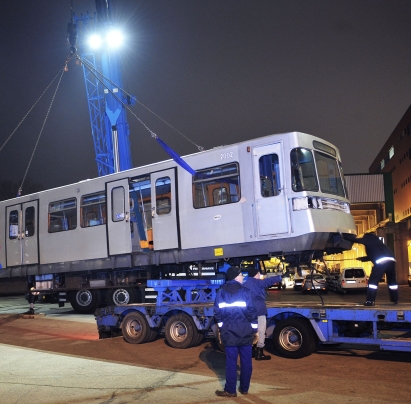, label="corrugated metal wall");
[345,174,385,203]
